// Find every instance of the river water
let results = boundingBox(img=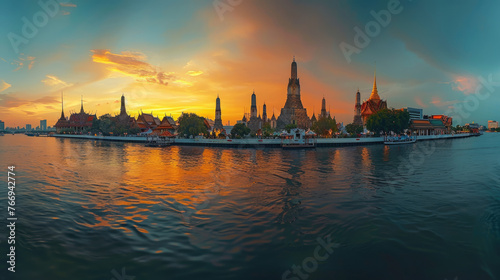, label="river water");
[0,134,499,280]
